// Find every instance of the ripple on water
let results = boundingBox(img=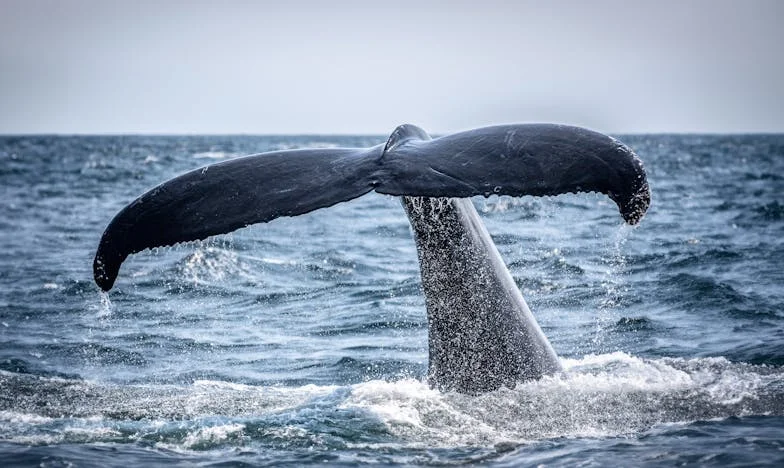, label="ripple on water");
[2,134,784,464]
[0,353,781,452]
